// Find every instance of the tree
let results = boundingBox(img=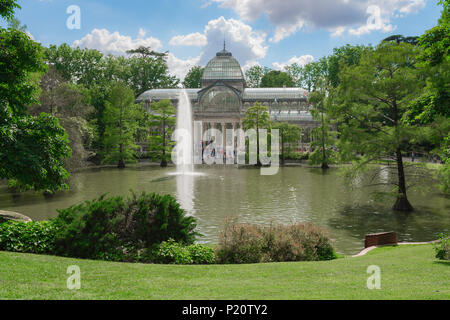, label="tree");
[183,66,204,88]
[295,62,323,92]
[7,17,27,31]
[308,79,337,169]
[271,122,302,164]
[126,46,168,59]
[242,103,270,166]
[0,0,20,21]
[411,0,450,192]
[245,65,270,88]
[327,44,366,88]
[148,100,176,167]
[260,70,295,88]
[0,1,71,193]
[382,35,419,45]
[333,42,424,211]
[126,47,179,96]
[102,83,142,168]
